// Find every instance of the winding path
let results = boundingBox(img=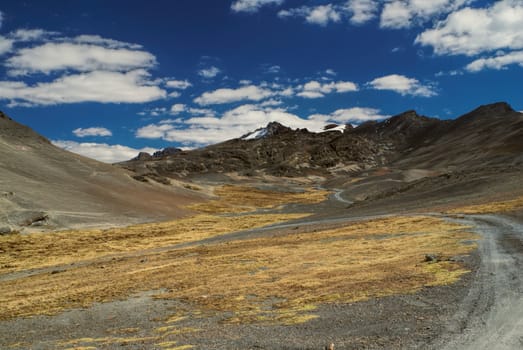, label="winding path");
[434,215,523,349]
